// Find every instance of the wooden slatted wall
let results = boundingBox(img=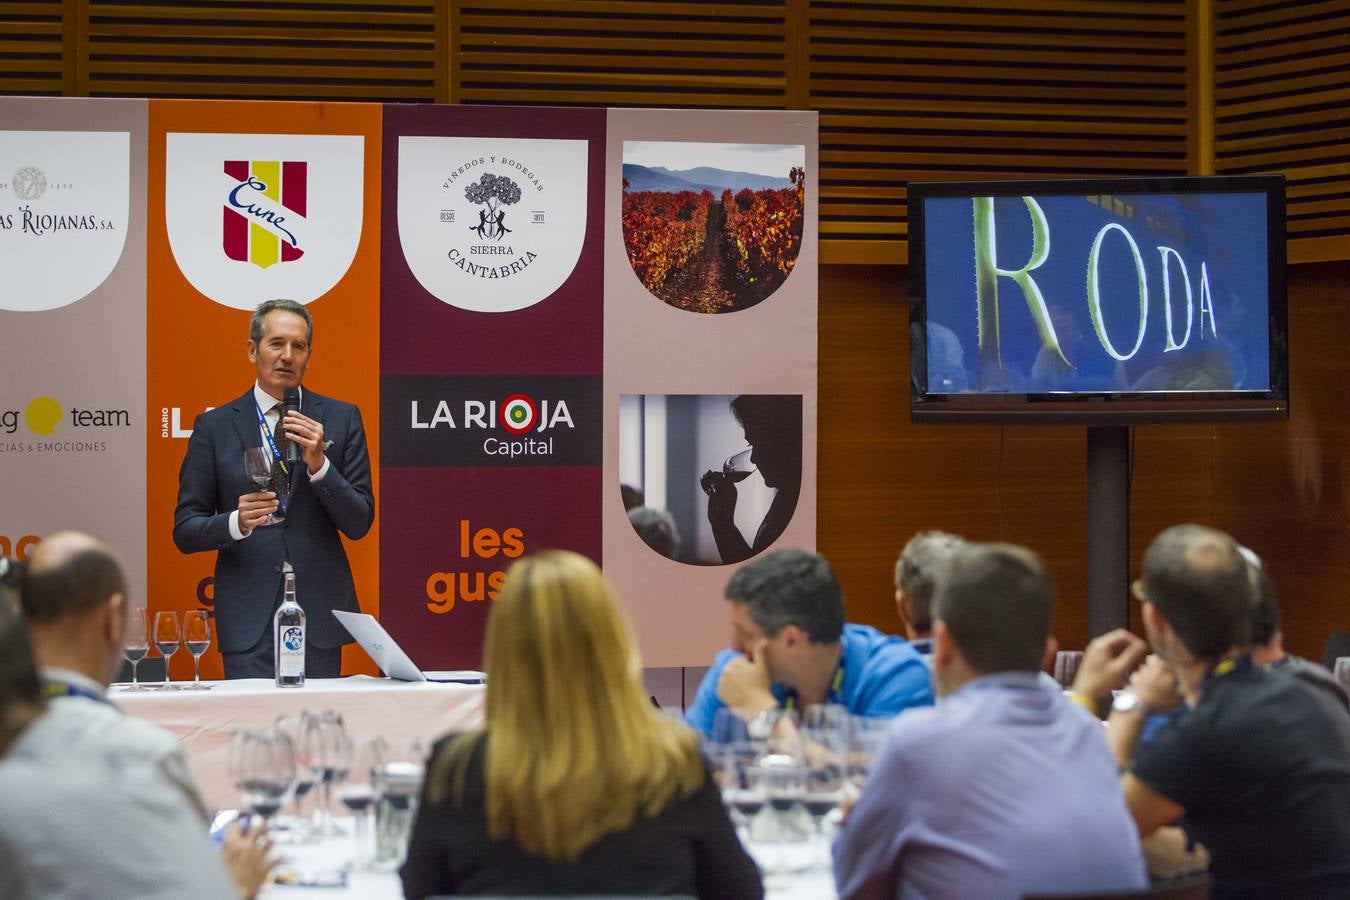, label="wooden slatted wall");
[0,0,72,96]
[1214,1,1350,264]
[6,1,1350,263]
[808,1,1192,263]
[80,0,445,102]
[451,1,790,108]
